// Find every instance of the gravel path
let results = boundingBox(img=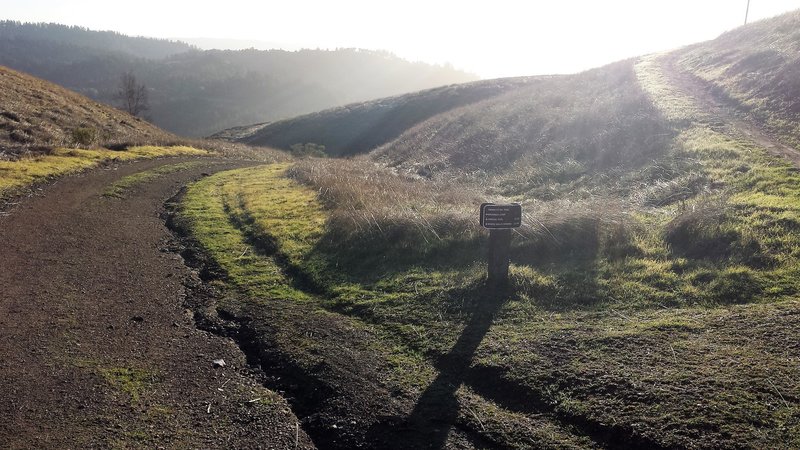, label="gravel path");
[0,157,314,449]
